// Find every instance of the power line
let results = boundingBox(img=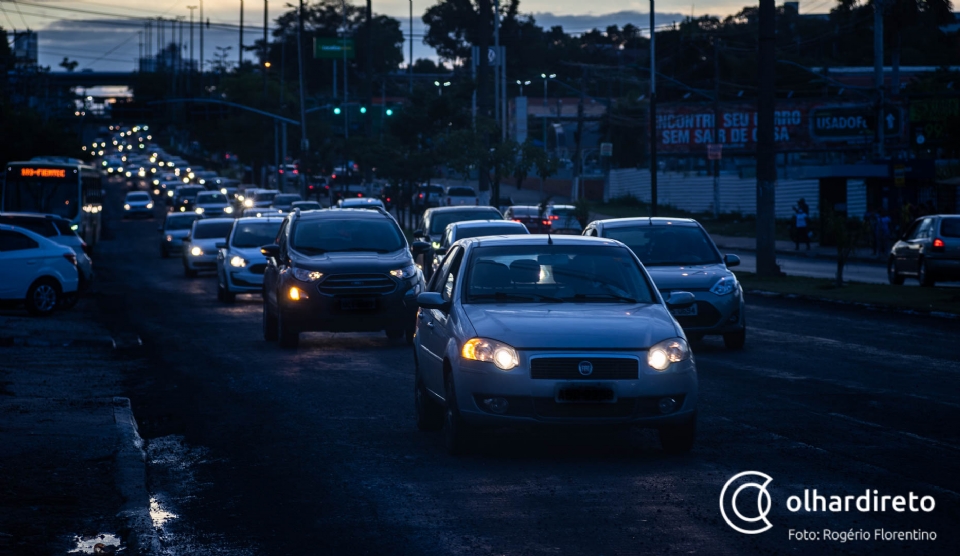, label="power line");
[10,0,27,29]
[0,3,16,30]
[82,30,139,69]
